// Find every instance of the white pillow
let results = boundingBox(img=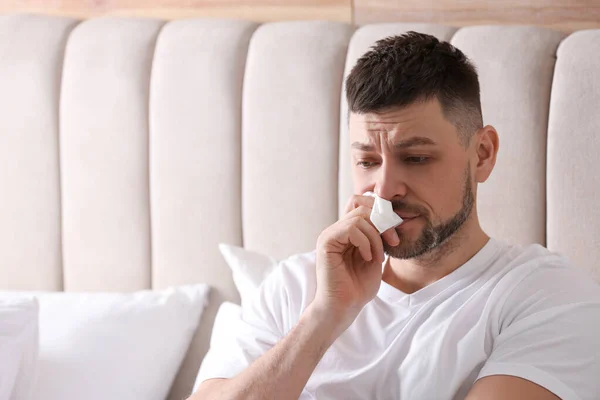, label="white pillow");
[218,243,278,307]
[193,301,242,391]
[0,284,209,400]
[0,297,38,400]
[191,245,277,390]
[208,301,243,349]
